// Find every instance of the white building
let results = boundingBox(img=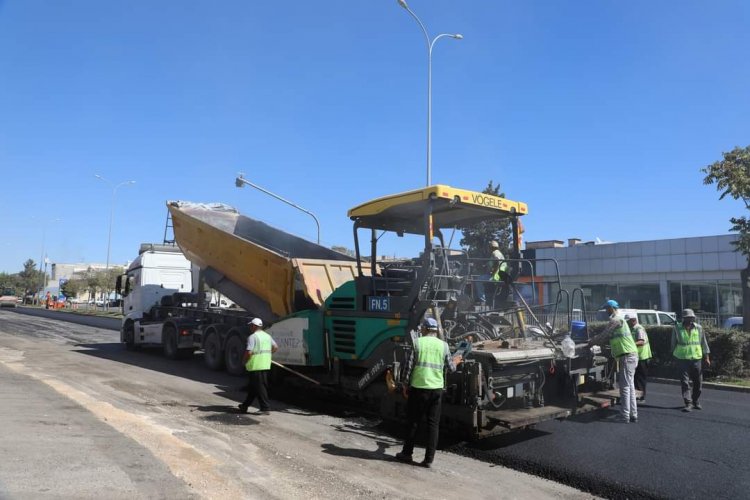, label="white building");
[524,234,743,325]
